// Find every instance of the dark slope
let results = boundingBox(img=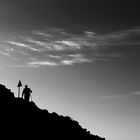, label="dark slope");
[0,84,105,140]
